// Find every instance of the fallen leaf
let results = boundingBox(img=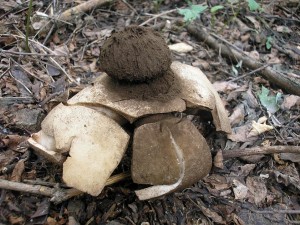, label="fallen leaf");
[194,199,226,224]
[31,199,50,218]
[168,42,193,53]
[282,95,300,109]
[236,164,256,177]
[214,150,224,169]
[258,86,282,113]
[246,176,267,205]
[243,85,259,108]
[229,103,245,126]
[192,59,210,70]
[248,116,274,137]
[227,85,248,101]
[213,81,239,93]
[10,159,25,182]
[233,179,249,200]
[46,64,61,77]
[273,164,300,190]
[204,174,230,191]
[0,0,18,11]
[228,124,257,142]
